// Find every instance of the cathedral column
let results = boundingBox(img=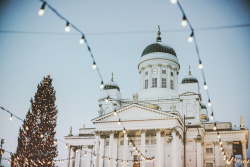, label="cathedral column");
[66,145,71,167]
[242,140,247,167]
[214,142,220,167]
[113,132,119,167]
[108,131,114,167]
[94,132,100,167]
[71,147,77,167]
[196,139,202,167]
[157,65,162,88]
[99,134,106,167]
[123,132,128,167]
[140,129,146,167]
[171,130,180,167]
[156,129,162,167]
[87,145,94,167]
[167,65,171,89]
[161,130,165,166]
